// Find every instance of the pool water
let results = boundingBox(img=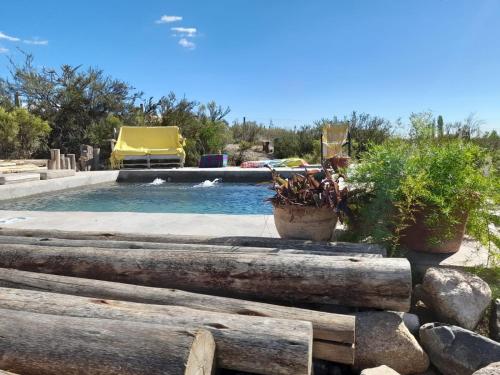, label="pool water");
[0,182,274,215]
